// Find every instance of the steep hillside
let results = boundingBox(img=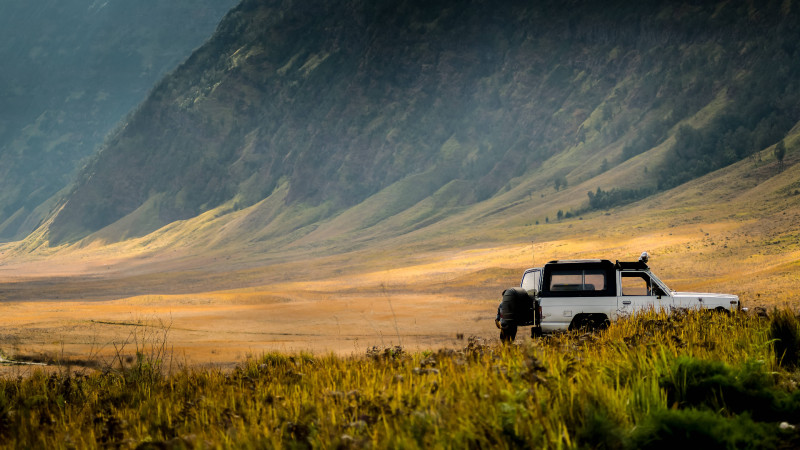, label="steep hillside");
[0,0,238,241]
[47,0,800,246]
